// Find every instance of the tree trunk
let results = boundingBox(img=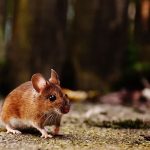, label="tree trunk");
[29,0,68,79]
[4,0,31,93]
[69,0,129,90]
[0,0,5,60]
[4,0,68,94]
